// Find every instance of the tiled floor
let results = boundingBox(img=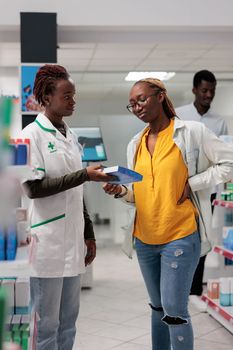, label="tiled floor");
[74,243,233,350]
